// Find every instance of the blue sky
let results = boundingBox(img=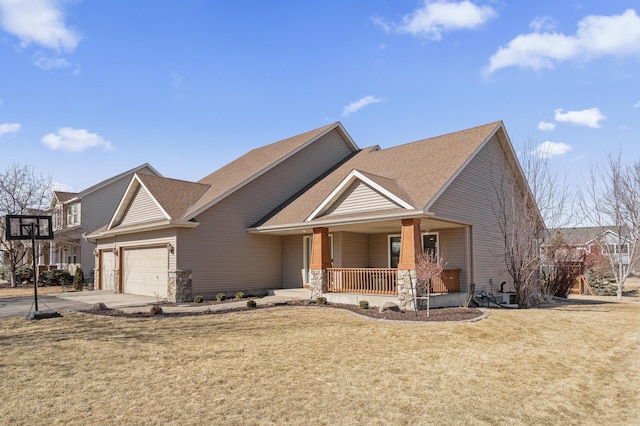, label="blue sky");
[1,0,639,196]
